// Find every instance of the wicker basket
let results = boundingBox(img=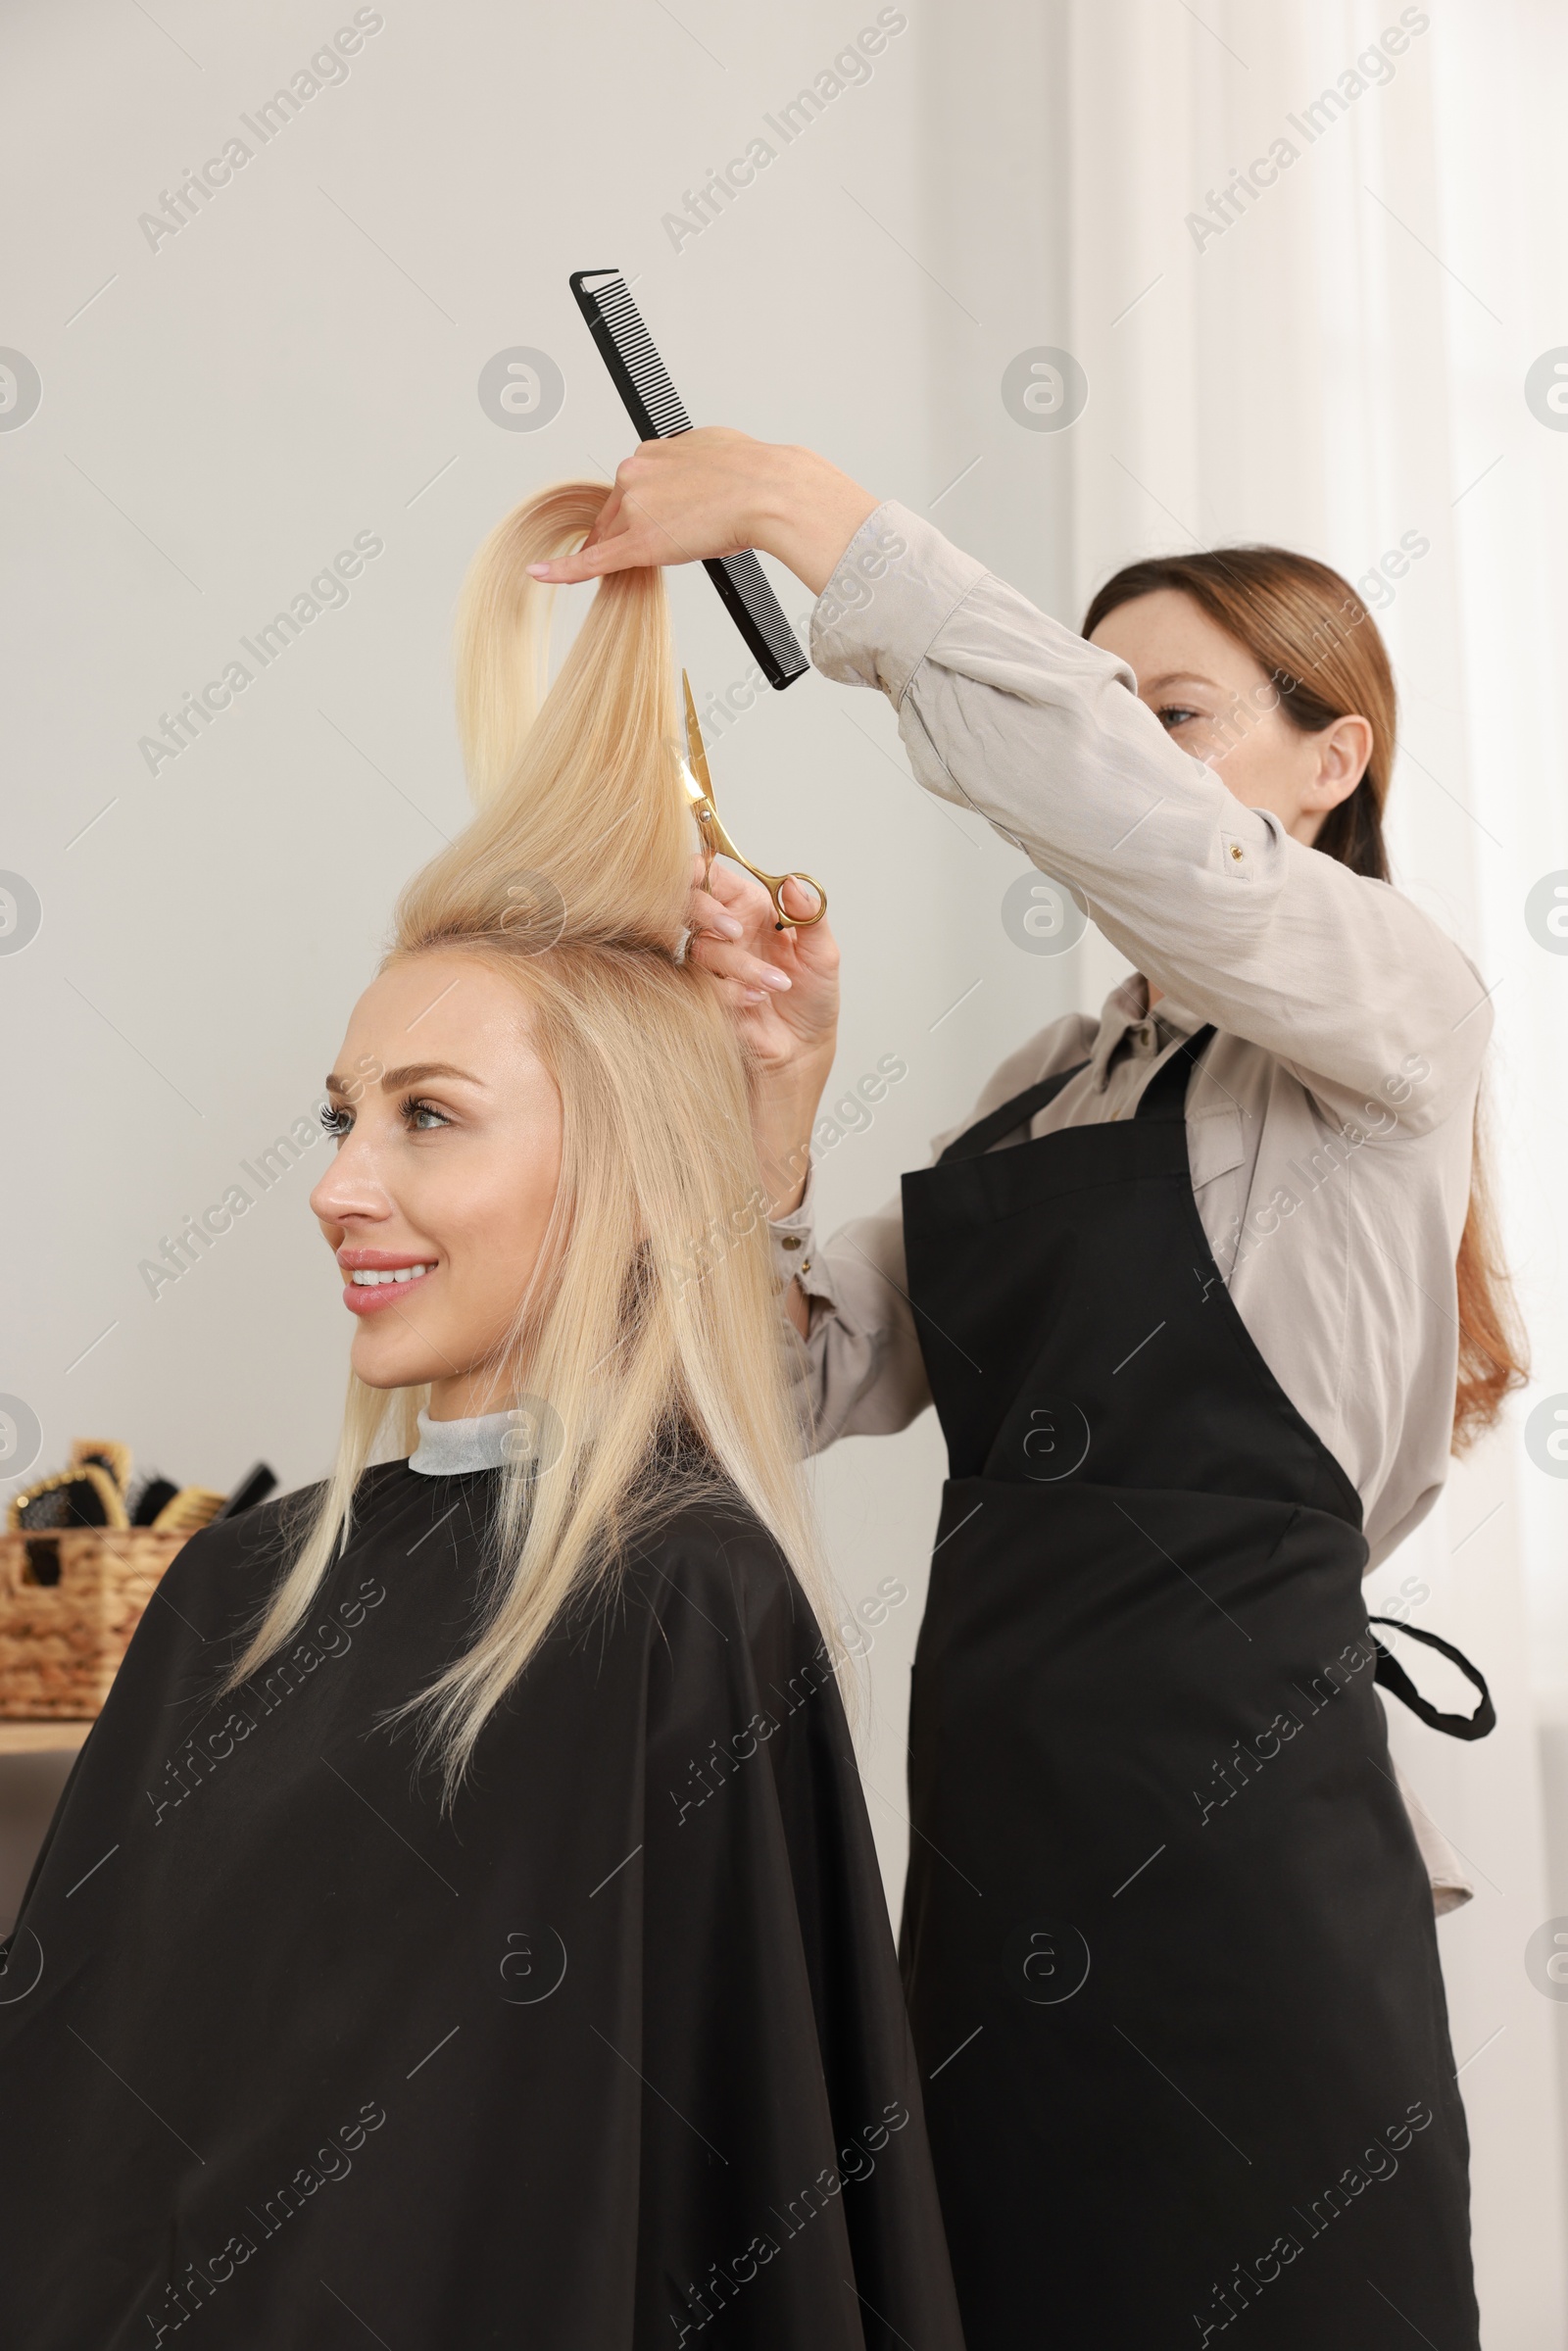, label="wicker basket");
[0,1530,187,1717]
